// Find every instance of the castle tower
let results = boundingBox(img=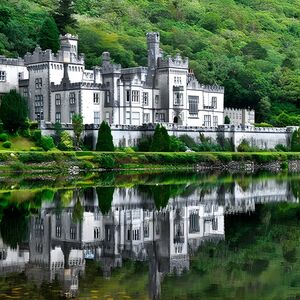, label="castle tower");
[147,32,160,69]
[60,34,79,59]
